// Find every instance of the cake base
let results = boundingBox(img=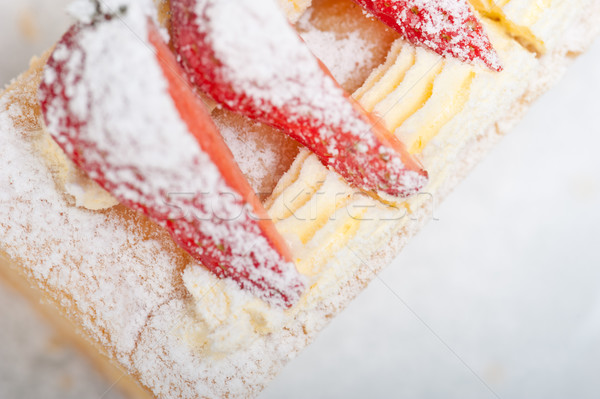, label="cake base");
[0,1,599,398]
[0,253,153,399]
